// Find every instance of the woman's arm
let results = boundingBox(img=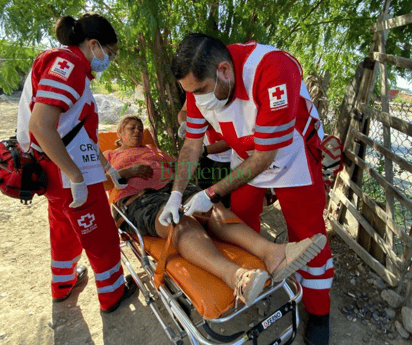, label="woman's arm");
[102,149,154,181]
[29,103,83,183]
[118,164,153,179]
[205,140,231,155]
